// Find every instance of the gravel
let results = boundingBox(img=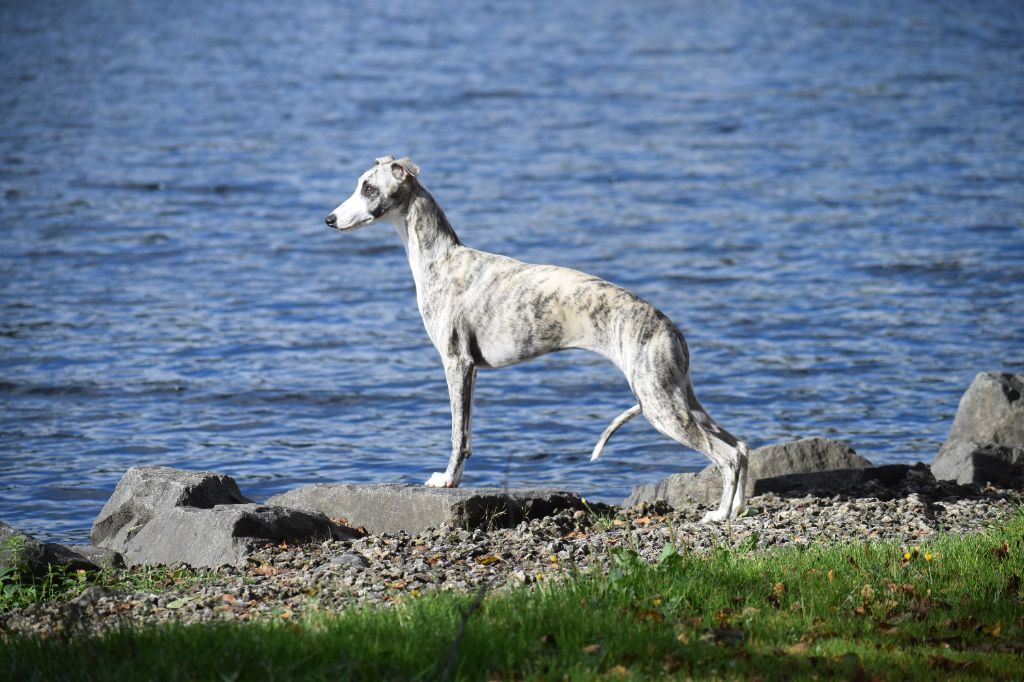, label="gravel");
[2,476,1020,639]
